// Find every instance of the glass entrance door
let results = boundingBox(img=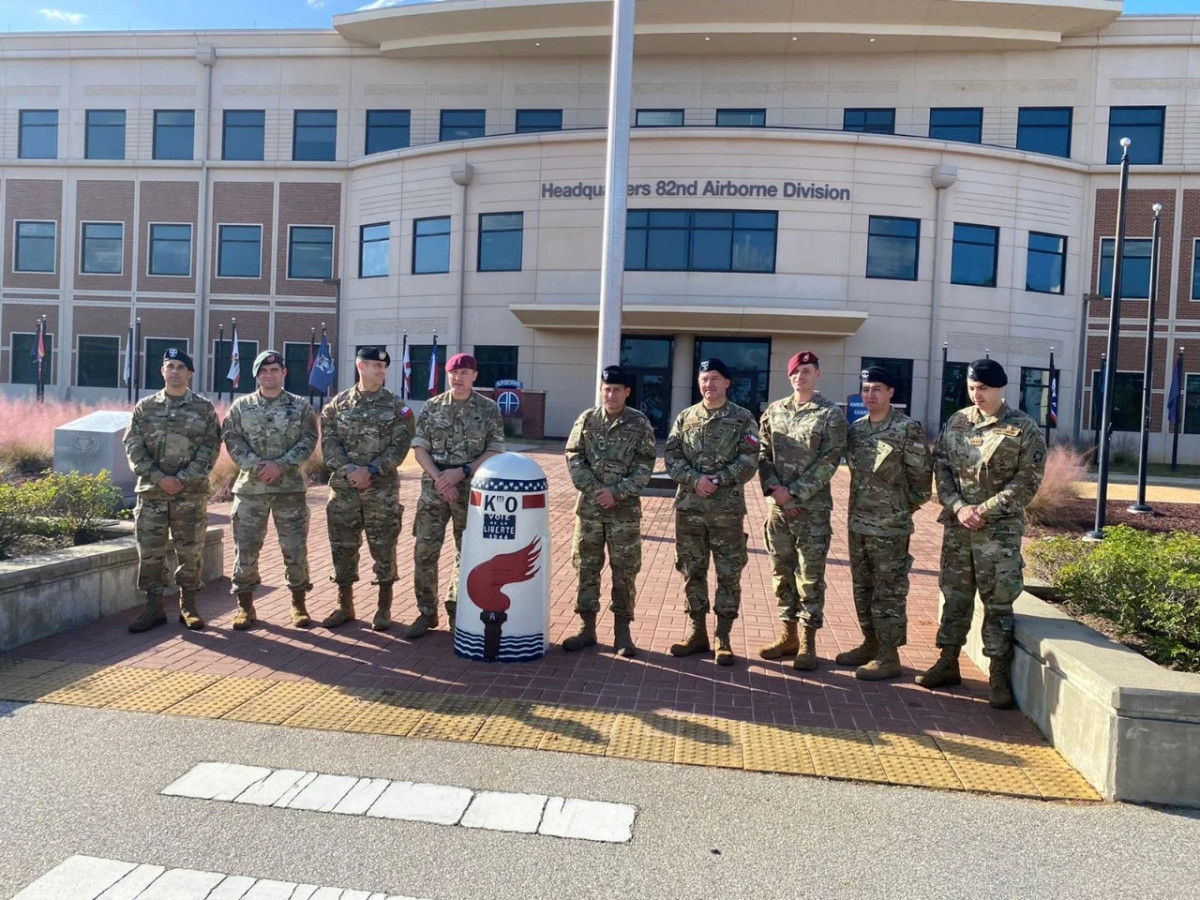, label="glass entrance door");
[621,336,673,438]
